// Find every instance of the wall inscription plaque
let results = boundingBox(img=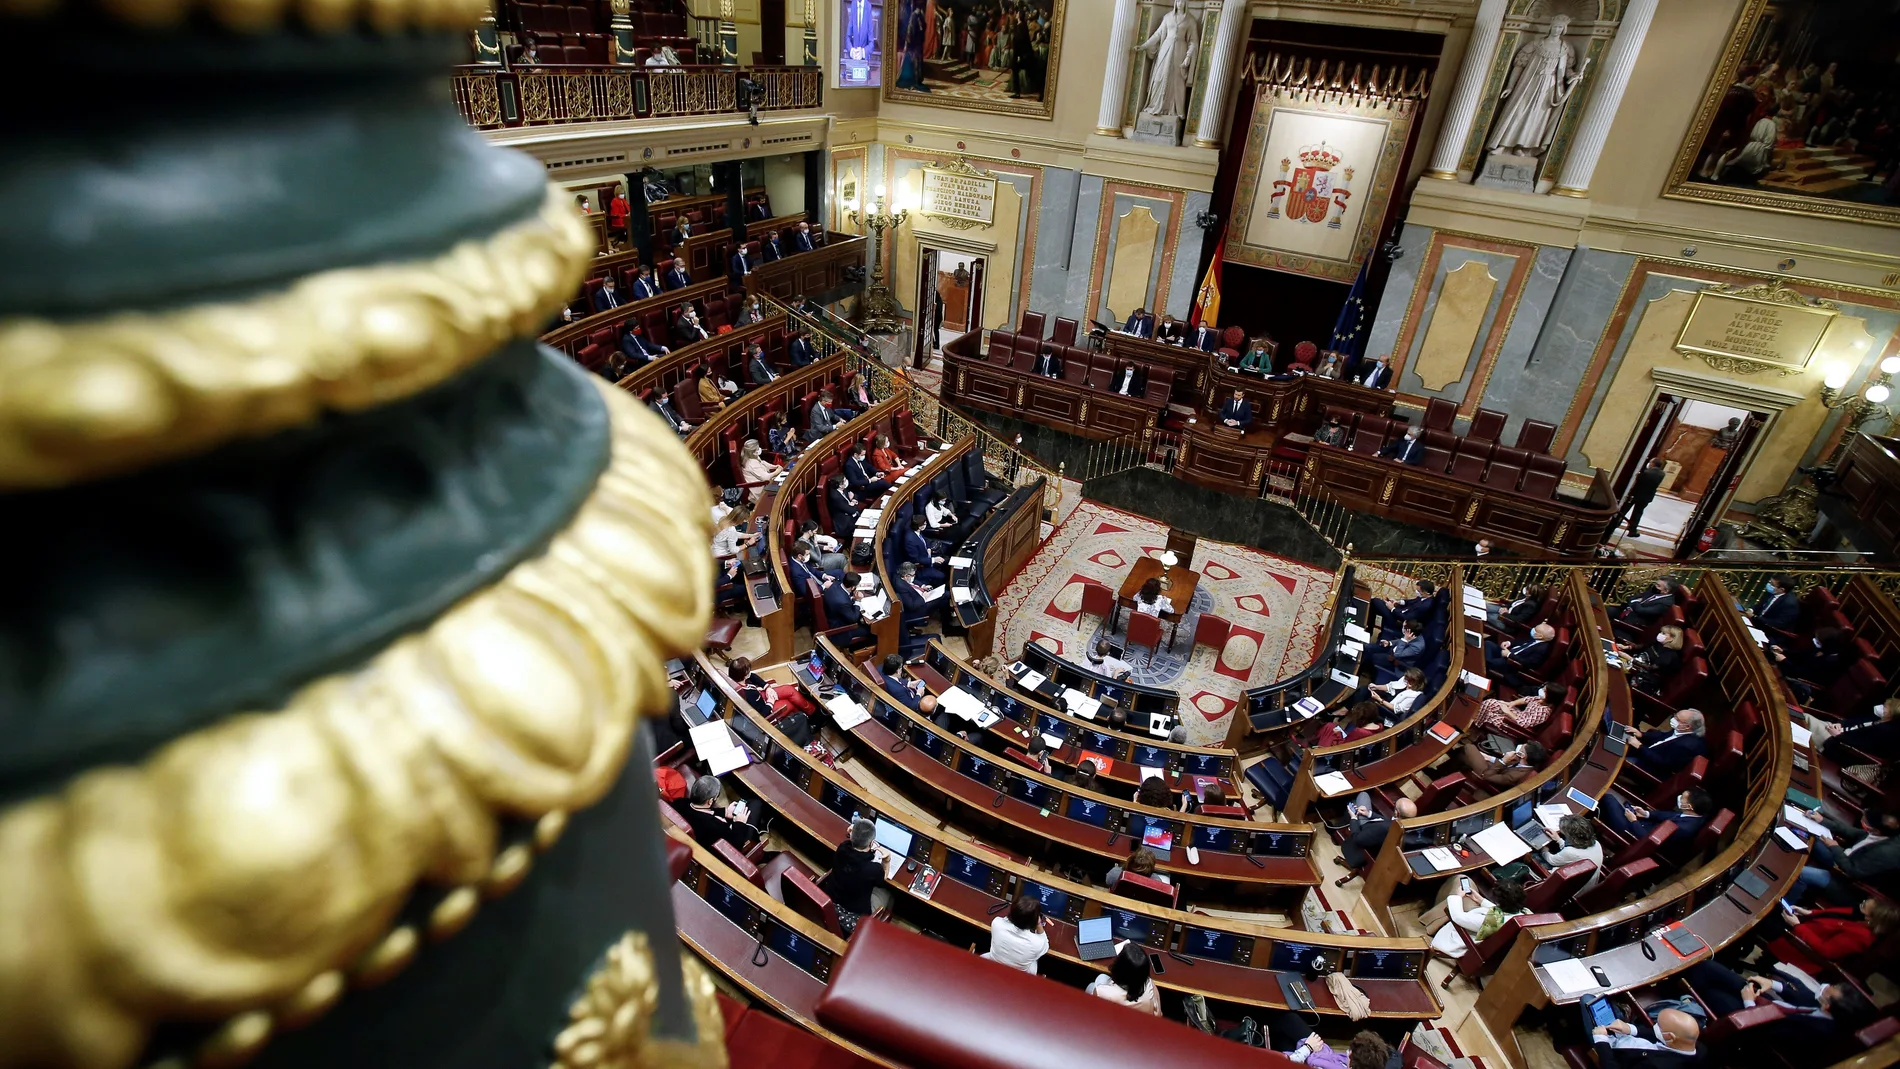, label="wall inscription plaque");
[1674,282,1837,375]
